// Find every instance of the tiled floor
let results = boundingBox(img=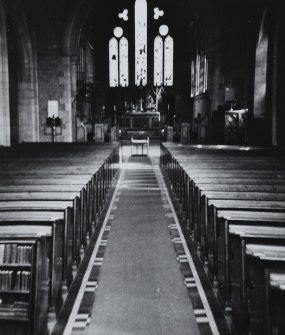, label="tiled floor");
[53,141,231,335]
